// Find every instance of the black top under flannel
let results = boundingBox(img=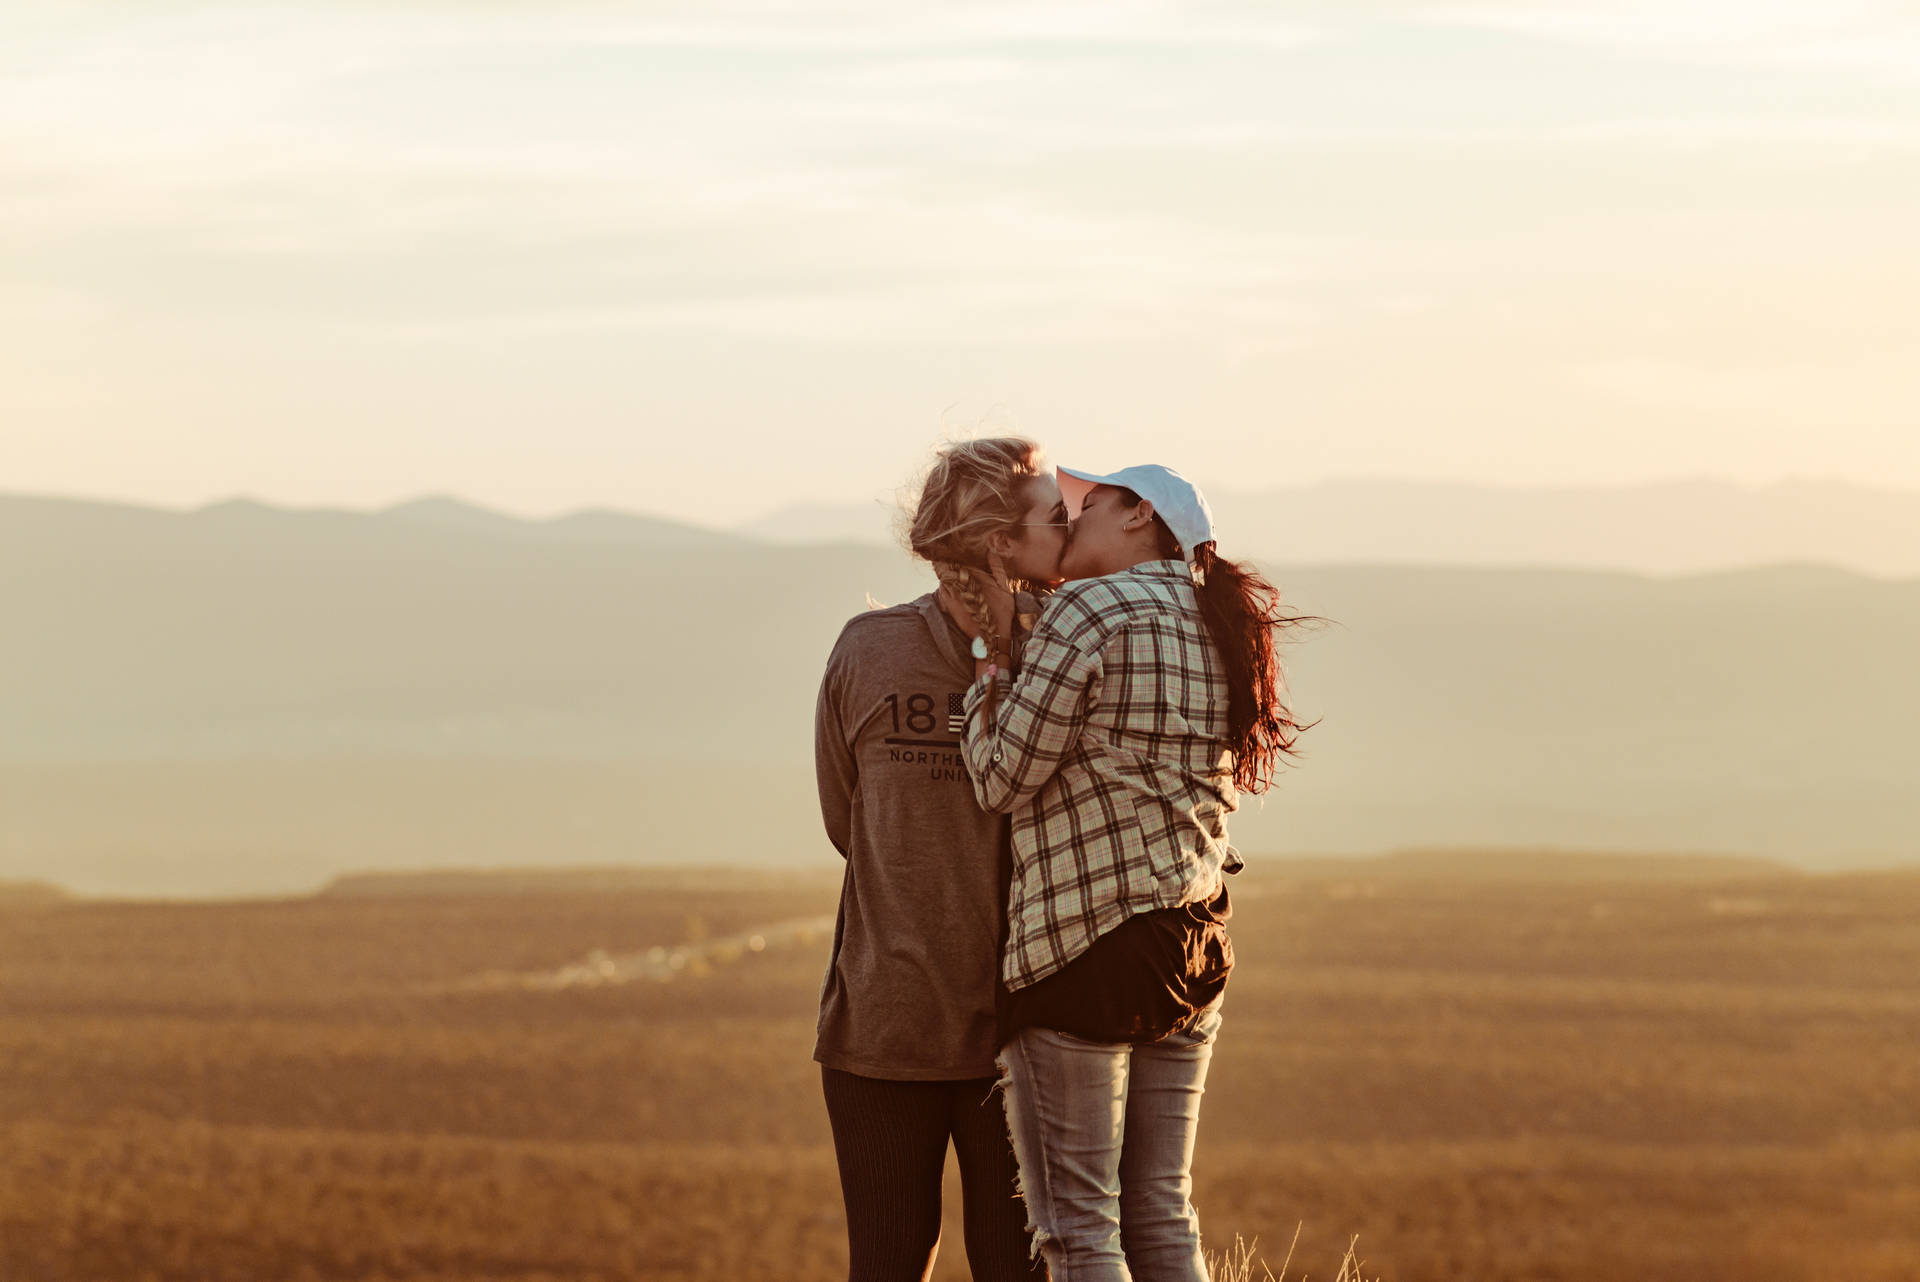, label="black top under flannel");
[998,881,1232,1046]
